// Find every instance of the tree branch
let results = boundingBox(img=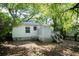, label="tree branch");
[62,3,79,13]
